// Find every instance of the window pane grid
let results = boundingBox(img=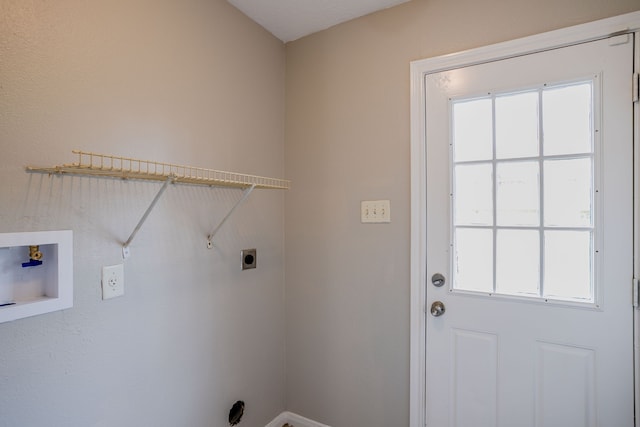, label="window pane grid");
[451,81,594,303]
